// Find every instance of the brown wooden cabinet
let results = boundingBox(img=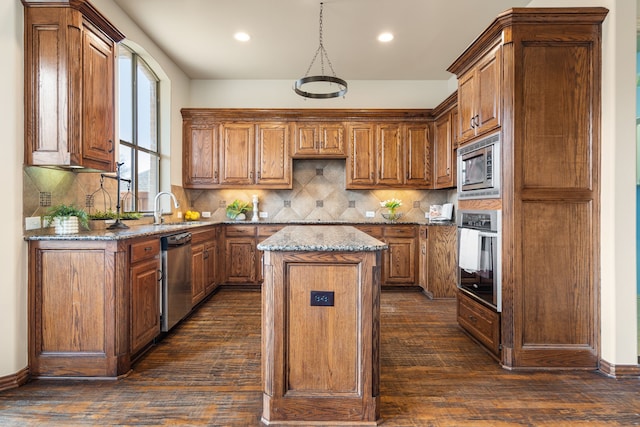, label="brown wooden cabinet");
[191,227,220,305]
[383,226,417,286]
[292,122,346,157]
[28,239,130,378]
[457,290,501,359]
[449,8,607,368]
[183,122,219,188]
[433,112,456,189]
[456,38,501,144]
[22,0,124,171]
[223,225,258,284]
[346,122,431,189]
[129,238,161,355]
[426,225,458,298]
[182,113,292,189]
